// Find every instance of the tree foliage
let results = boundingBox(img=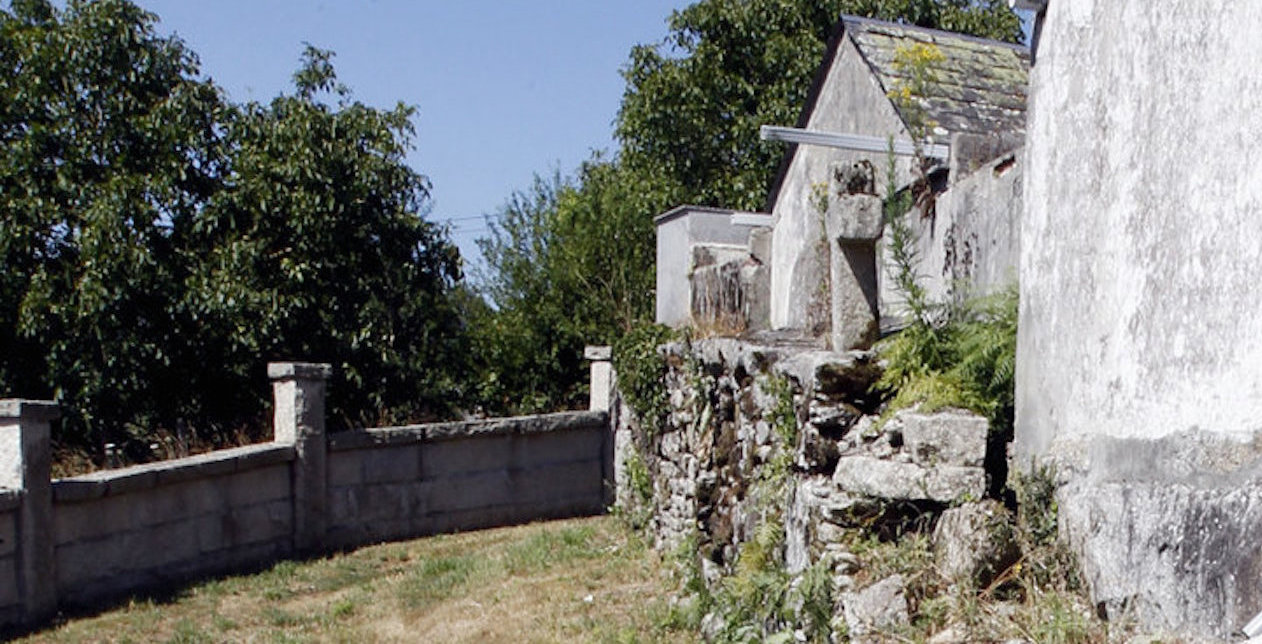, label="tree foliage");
[476,0,1021,412]
[474,159,658,413]
[617,0,1021,211]
[0,0,465,456]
